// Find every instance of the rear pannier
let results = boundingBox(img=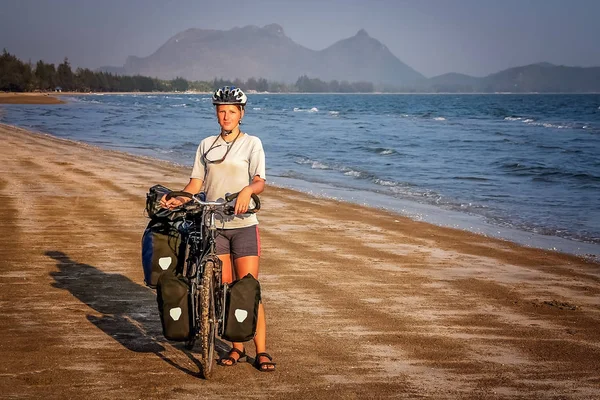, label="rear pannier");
[156,272,192,341]
[221,273,261,342]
